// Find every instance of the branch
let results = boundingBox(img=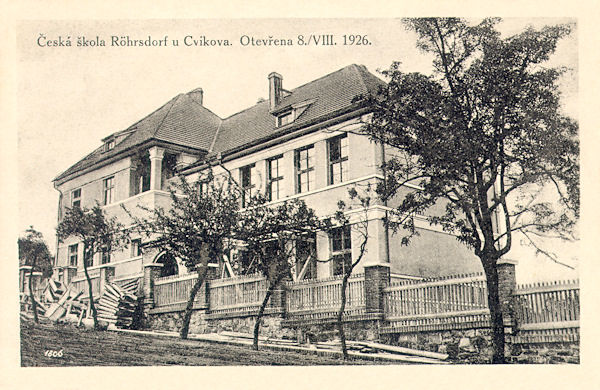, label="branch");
[521,230,575,270]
